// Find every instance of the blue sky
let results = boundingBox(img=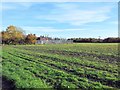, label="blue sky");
[1,2,118,39]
